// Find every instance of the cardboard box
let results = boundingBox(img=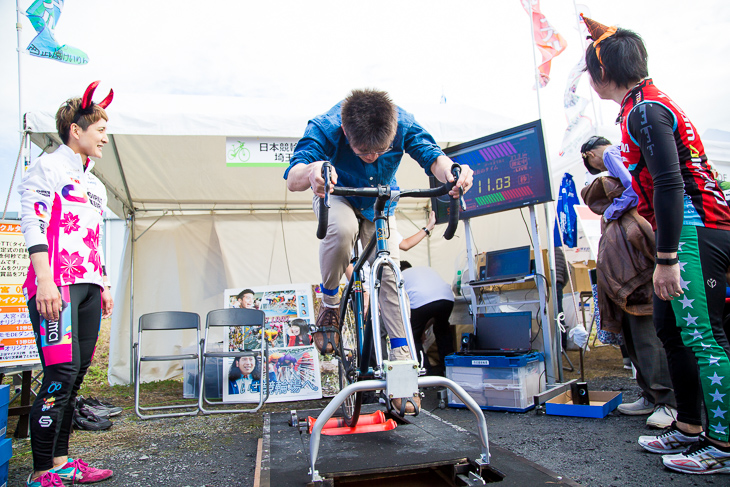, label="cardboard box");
[545,390,622,418]
[568,260,596,294]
